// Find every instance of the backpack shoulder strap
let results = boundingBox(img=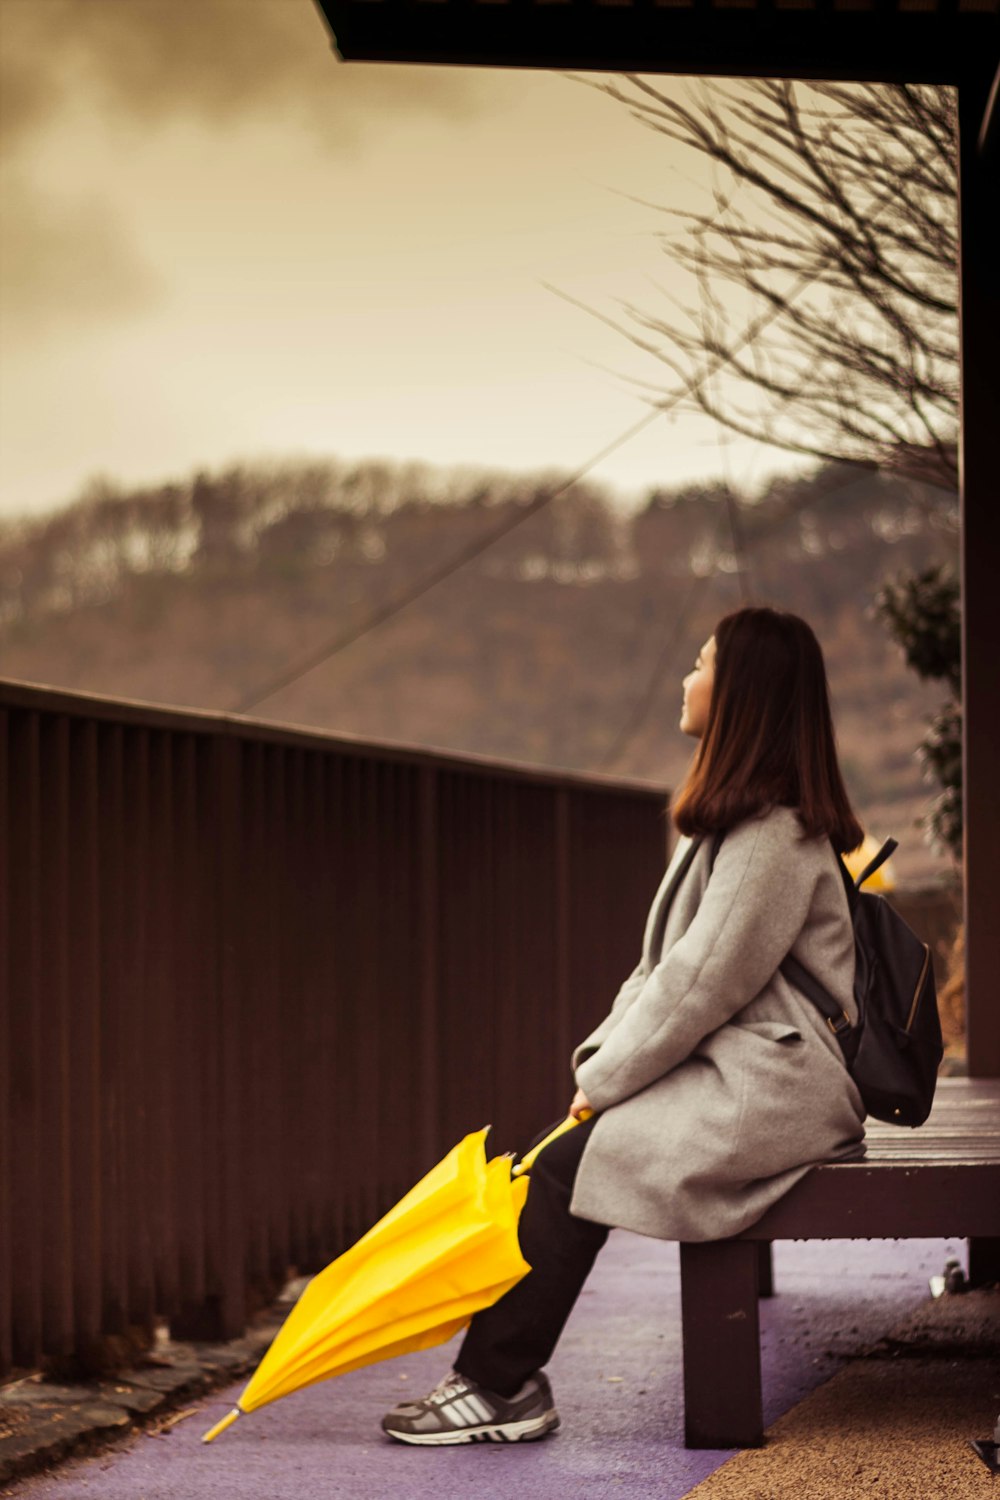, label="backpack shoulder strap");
[852,837,898,890]
[710,825,857,1056]
[829,838,858,907]
[829,834,897,908]
[780,951,857,1055]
